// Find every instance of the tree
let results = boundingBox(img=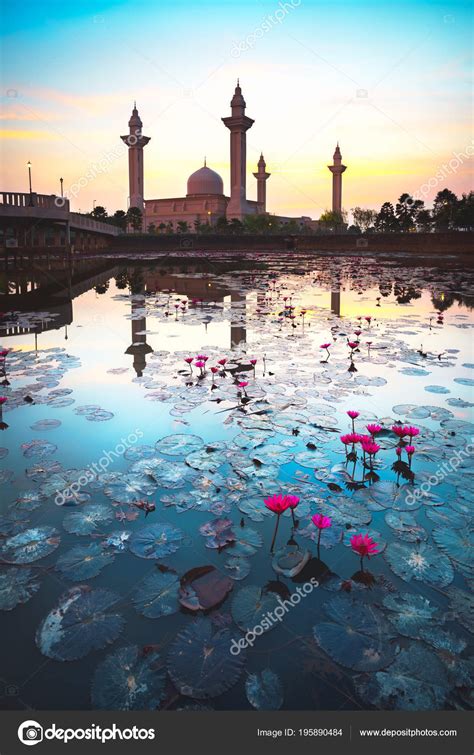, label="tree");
[415,209,432,232]
[111,210,127,230]
[91,205,107,220]
[352,207,376,232]
[165,221,174,234]
[215,216,229,231]
[395,193,423,232]
[177,221,189,233]
[147,222,157,234]
[454,191,474,230]
[374,202,399,232]
[127,206,143,232]
[228,218,243,234]
[318,210,345,232]
[158,222,167,234]
[432,189,457,230]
